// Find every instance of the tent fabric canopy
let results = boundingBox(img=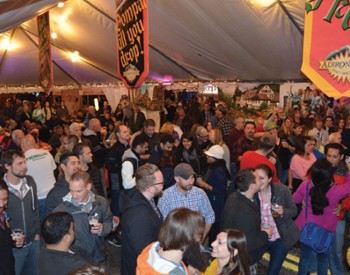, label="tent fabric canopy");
[0,0,306,88]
